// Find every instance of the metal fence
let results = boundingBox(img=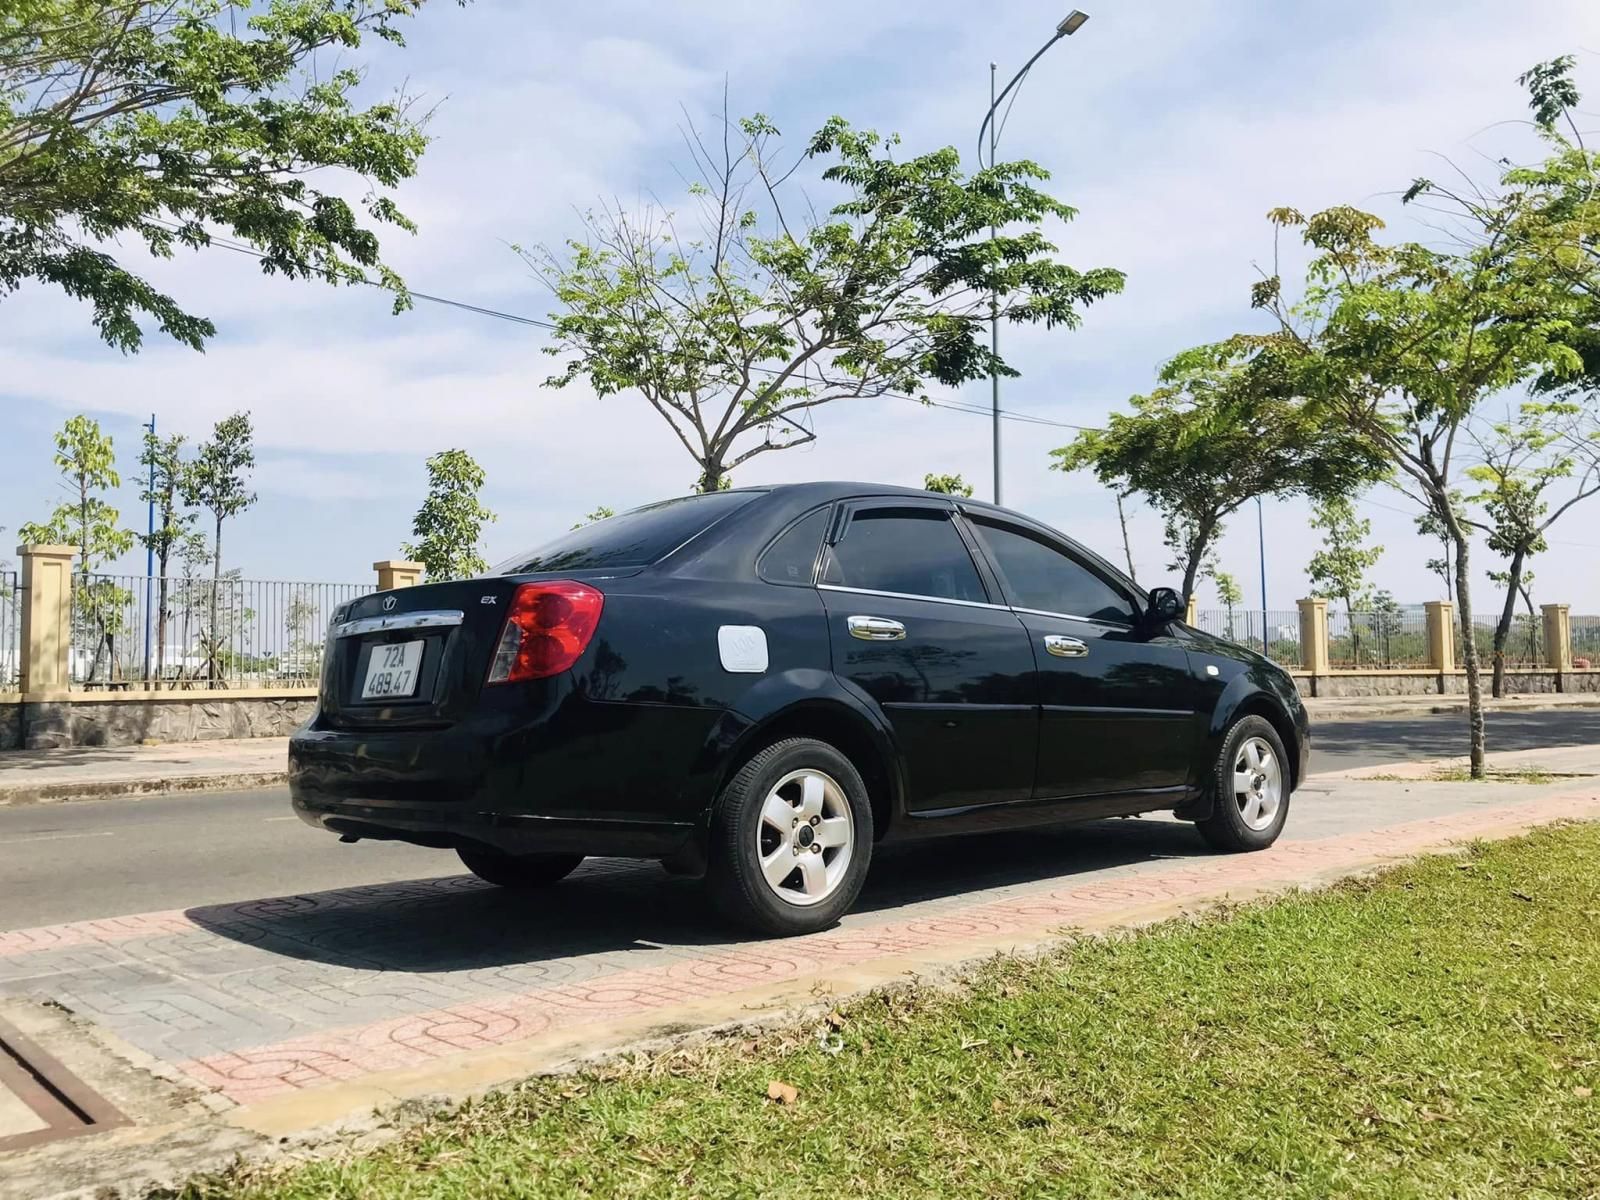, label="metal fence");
[1572,615,1600,665]
[0,570,19,690]
[68,574,371,689]
[1191,609,1302,667]
[1326,606,1431,669]
[1453,611,1542,669]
